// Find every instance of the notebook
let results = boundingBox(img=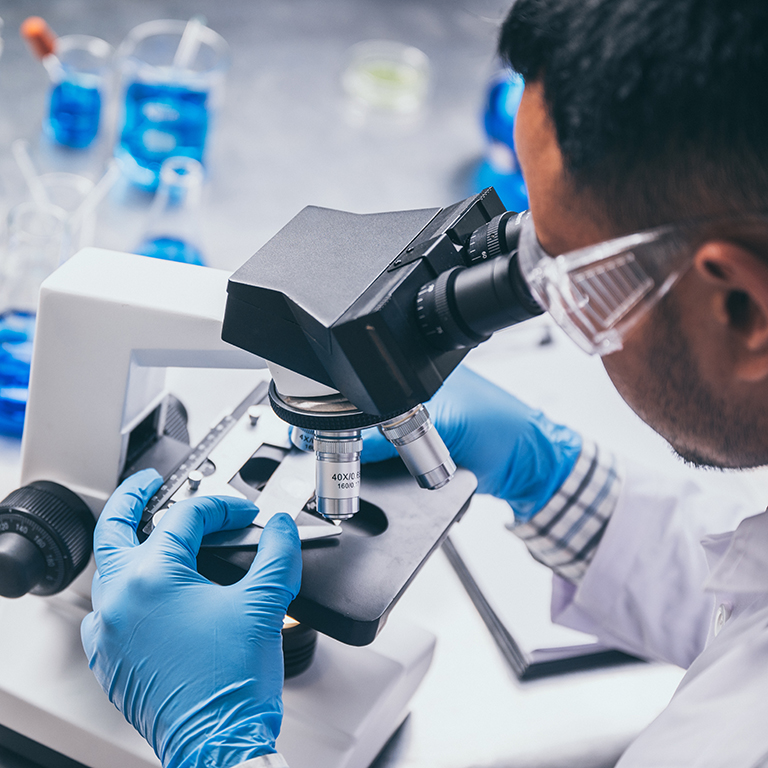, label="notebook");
[444,496,642,680]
